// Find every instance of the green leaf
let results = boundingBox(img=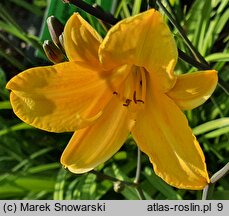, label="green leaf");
[0,67,7,87]
[9,0,43,16]
[214,6,229,35]
[0,175,55,198]
[132,0,142,15]
[0,101,11,110]
[65,178,81,200]
[0,49,26,70]
[104,164,140,200]
[12,147,55,172]
[204,126,229,138]
[115,0,131,18]
[206,53,229,62]
[193,118,229,135]
[77,173,97,199]
[27,163,60,174]
[0,123,33,136]
[68,173,110,200]
[212,191,229,200]
[197,0,212,54]
[185,0,206,47]
[0,5,24,33]
[202,3,229,55]
[144,167,182,200]
[96,0,113,12]
[53,168,68,200]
